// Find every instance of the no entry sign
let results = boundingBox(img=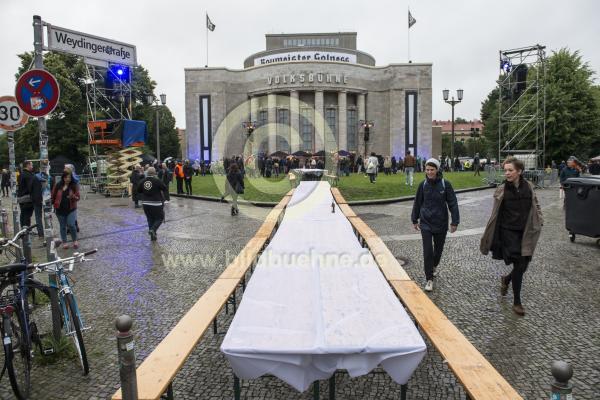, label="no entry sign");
[0,96,29,131]
[15,69,60,117]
